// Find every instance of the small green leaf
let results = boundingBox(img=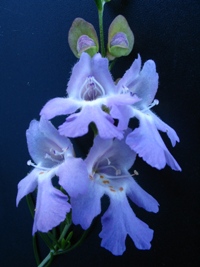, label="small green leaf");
[60,238,66,249]
[65,231,73,243]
